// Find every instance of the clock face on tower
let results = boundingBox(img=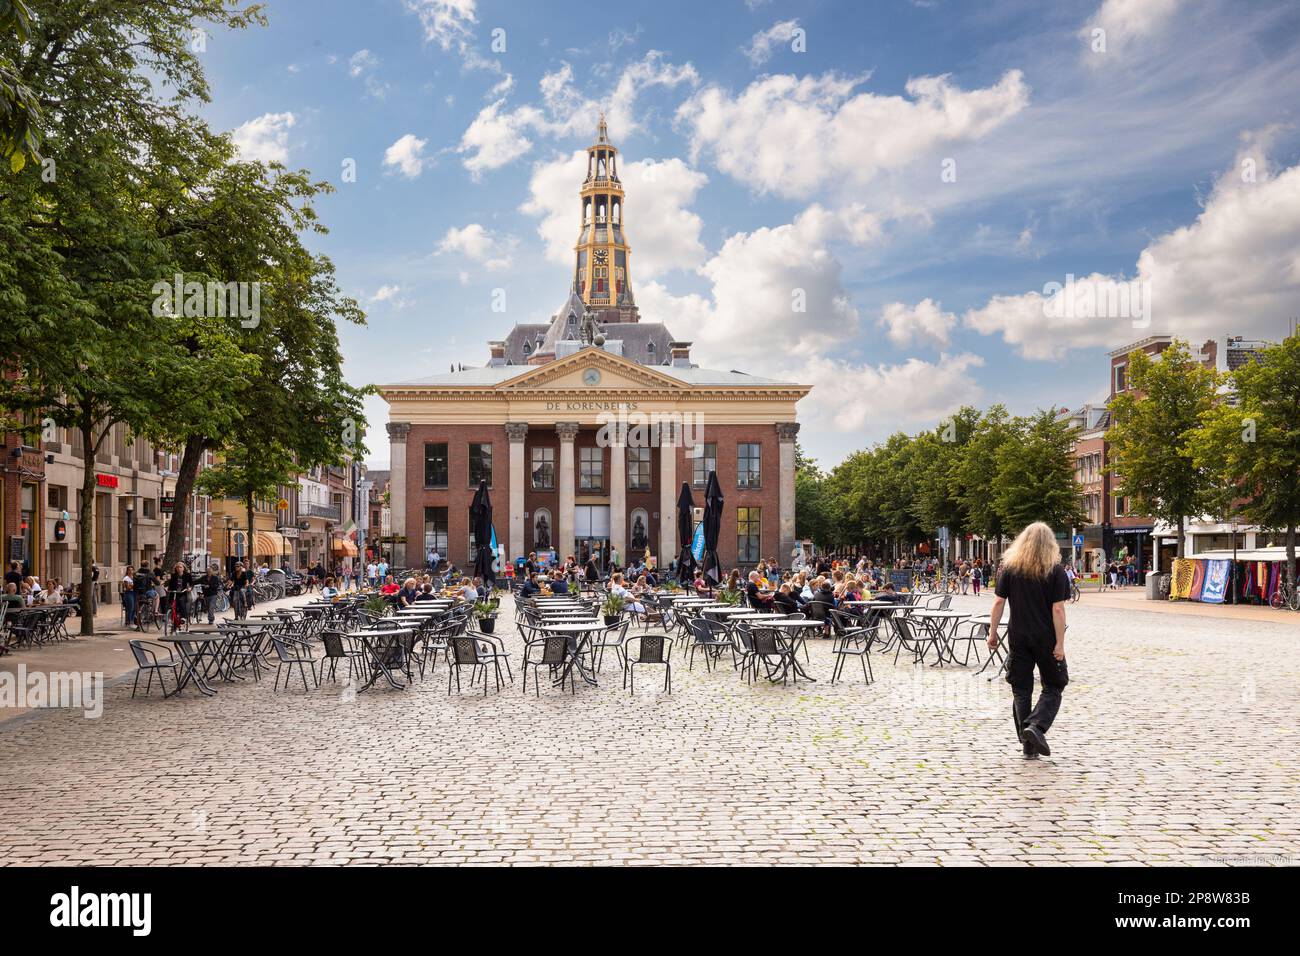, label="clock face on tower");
[593,249,608,265]
[583,368,601,386]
